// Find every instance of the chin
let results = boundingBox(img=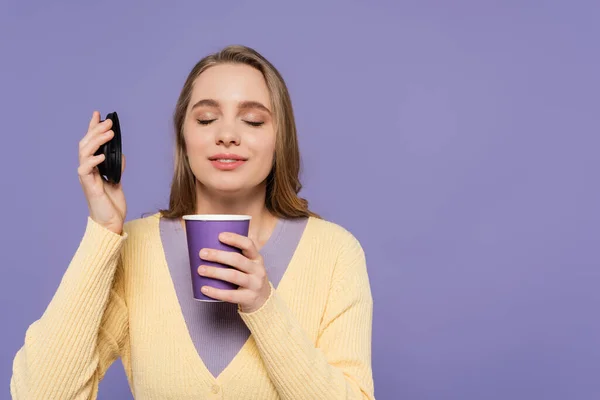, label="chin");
[199,175,256,195]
